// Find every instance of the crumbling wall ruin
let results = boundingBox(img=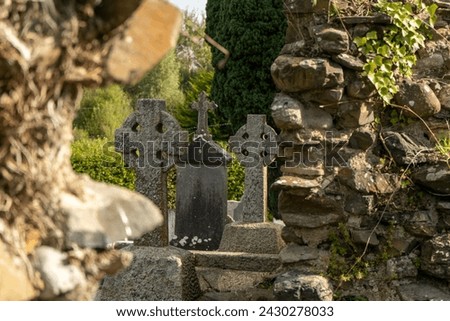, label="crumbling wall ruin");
[272,0,450,300]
